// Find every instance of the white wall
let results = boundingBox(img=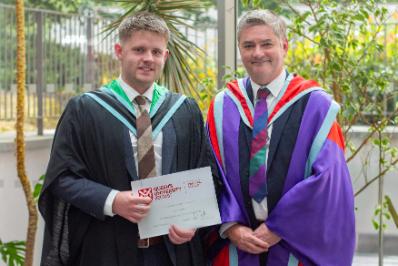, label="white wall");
[0,136,50,266]
[349,128,398,237]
